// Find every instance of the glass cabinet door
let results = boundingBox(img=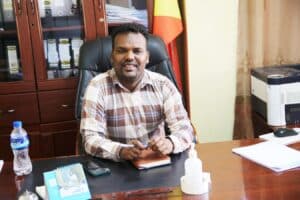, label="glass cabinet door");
[27,0,96,90]
[38,0,84,80]
[0,0,35,93]
[0,0,19,82]
[40,0,86,80]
